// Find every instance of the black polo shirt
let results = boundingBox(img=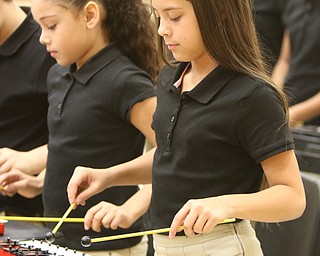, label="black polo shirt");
[283,0,320,125]
[43,43,156,250]
[254,0,288,67]
[0,7,55,216]
[151,63,294,231]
